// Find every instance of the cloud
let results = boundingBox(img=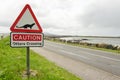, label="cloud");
[0,0,119,36]
[79,0,120,28]
[76,0,120,36]
[0,26,10,33]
